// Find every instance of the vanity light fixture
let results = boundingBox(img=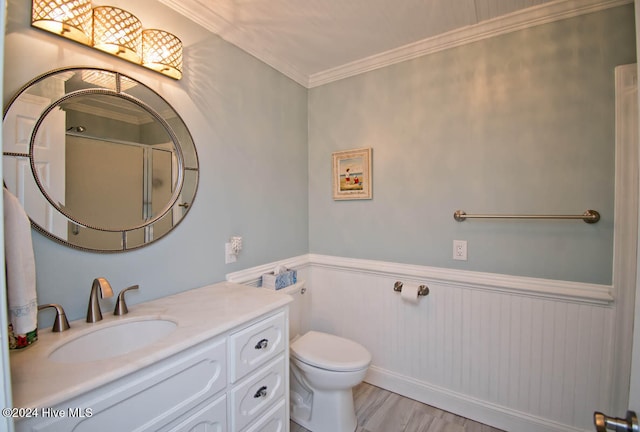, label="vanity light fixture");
[92,6,142,63]
[31,0,93,45]
[142,29,183,80]
[31,1,183,80]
